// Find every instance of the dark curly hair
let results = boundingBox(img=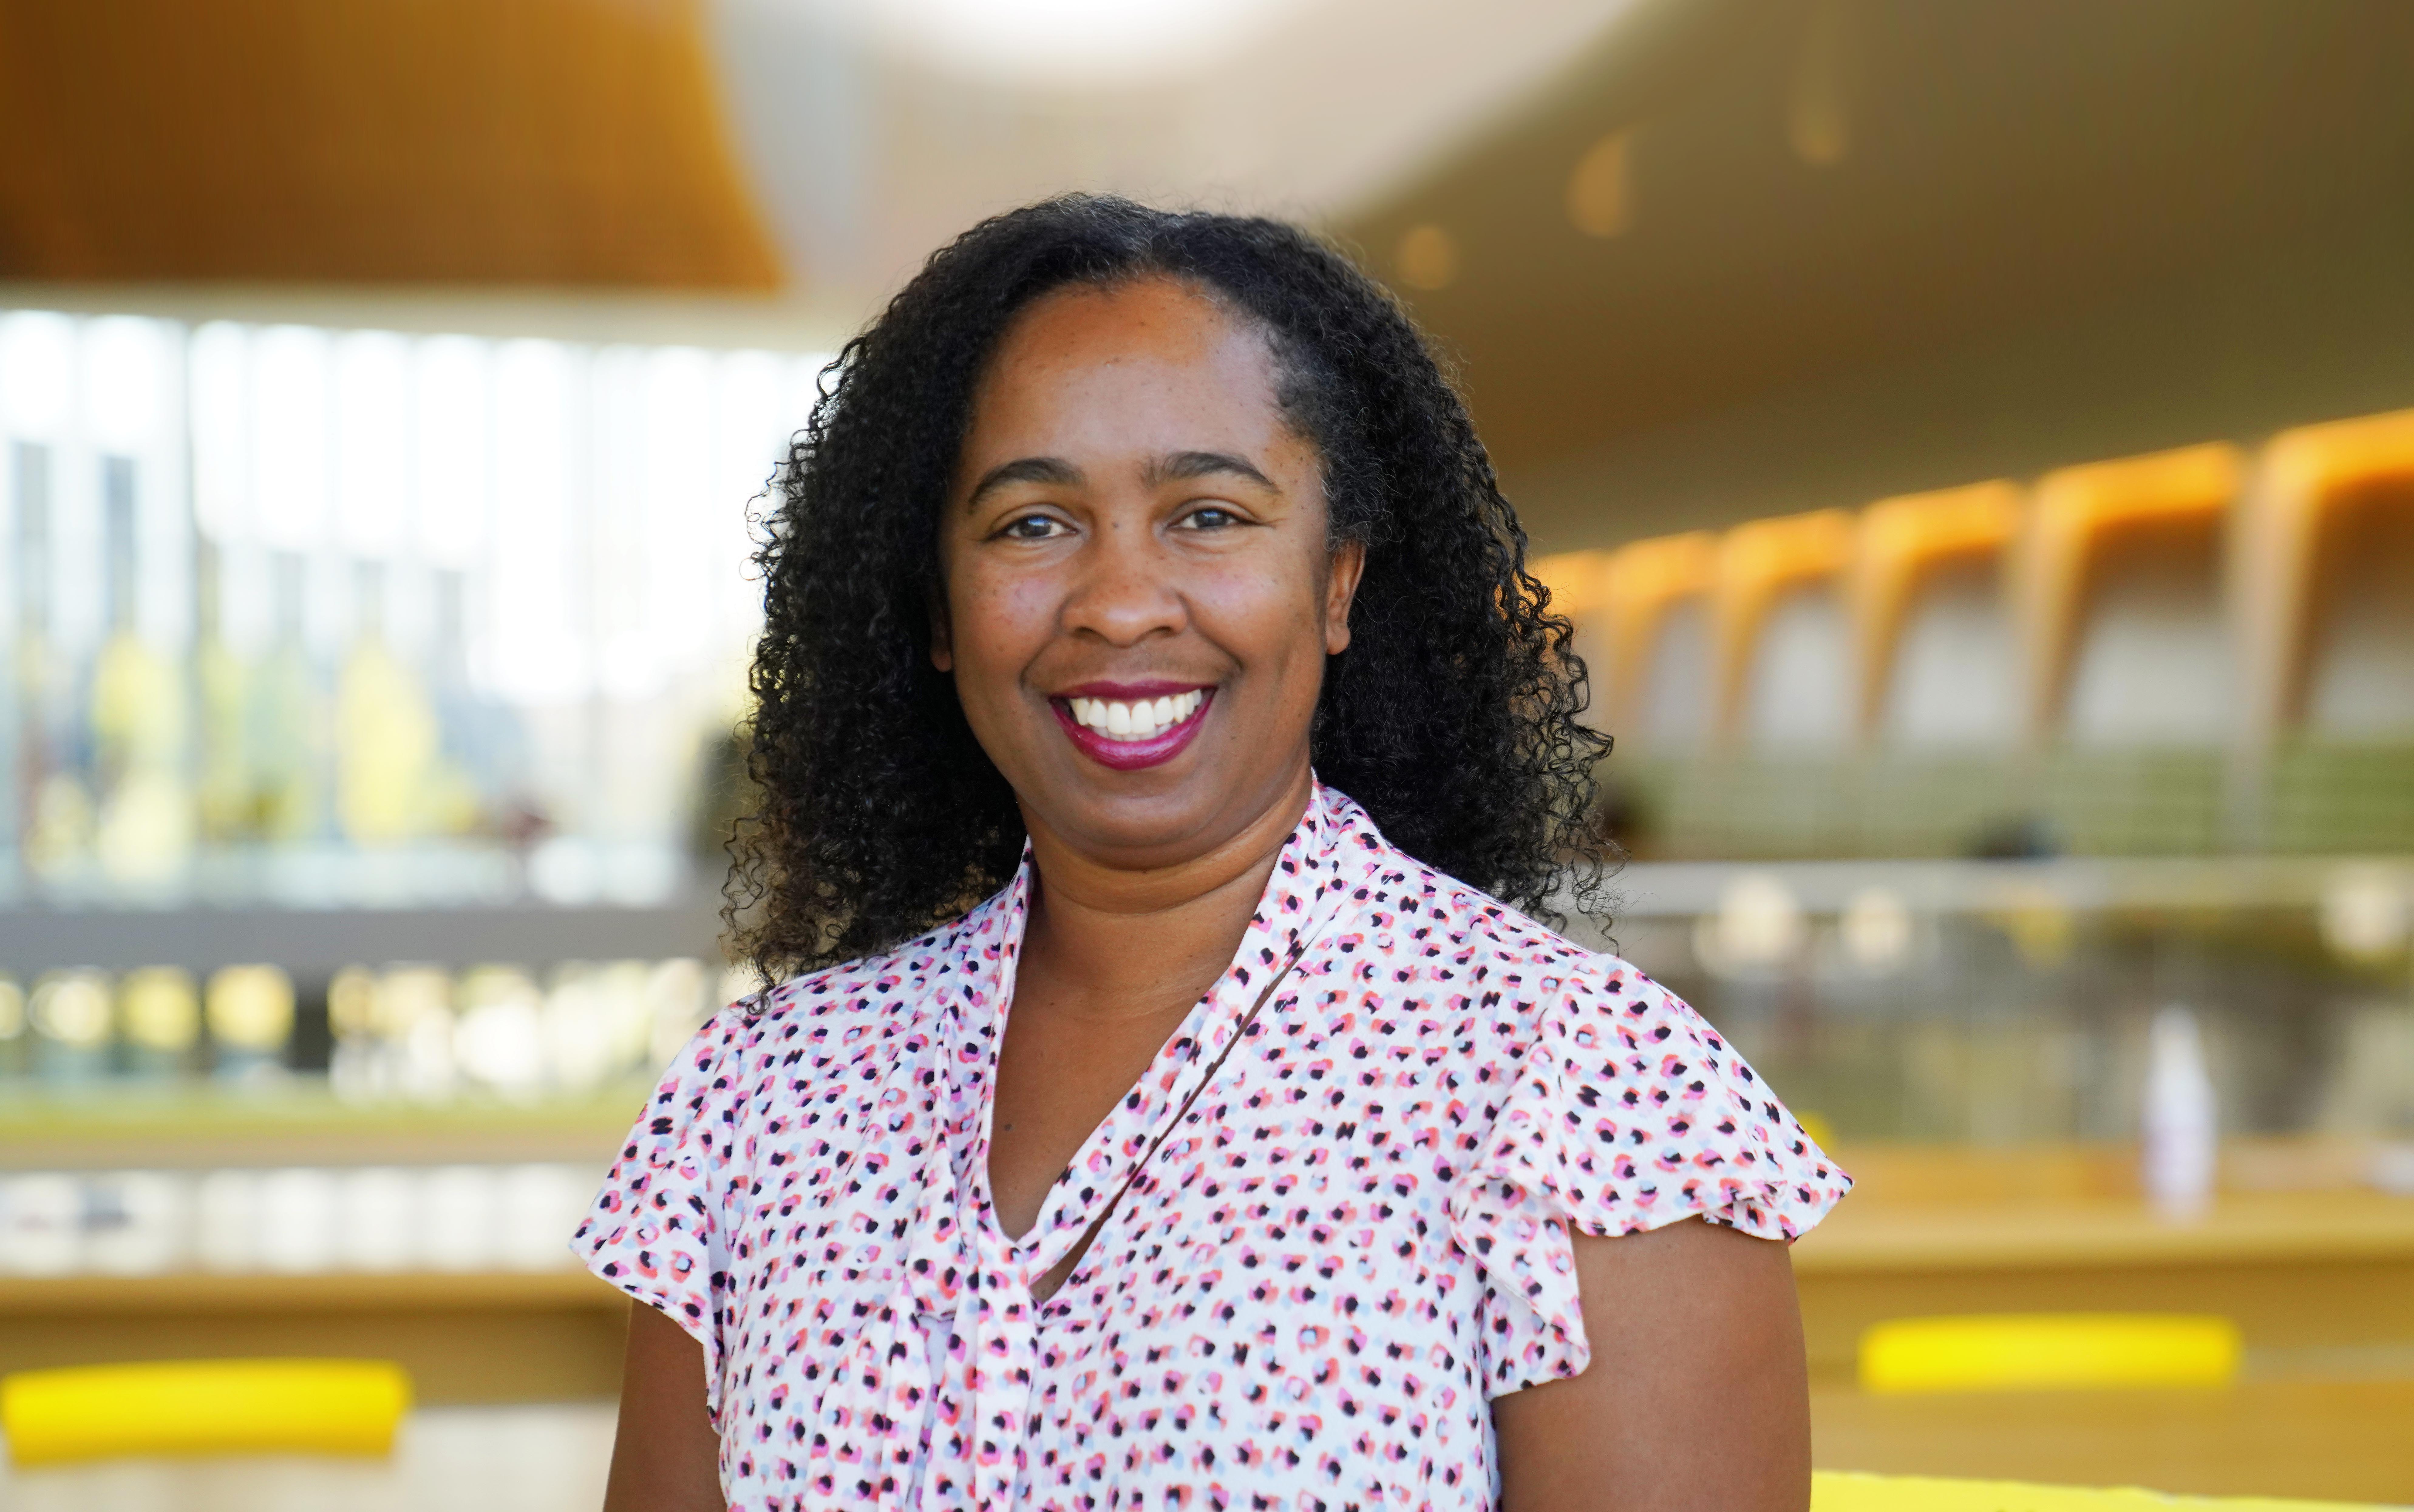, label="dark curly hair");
[729,194,1612,978]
